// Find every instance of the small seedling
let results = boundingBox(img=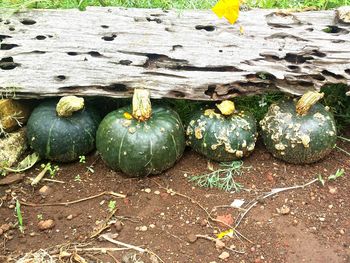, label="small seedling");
[190,161,248,192]
[108,200,117,212]
[74,174,82,182]
[328,168,345,181]
[37,214,43,220]
[41,163,59,178]
[318,174,325,186]
[318,168,345,186]
[79,155,86,164]
[15,200,24,233]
